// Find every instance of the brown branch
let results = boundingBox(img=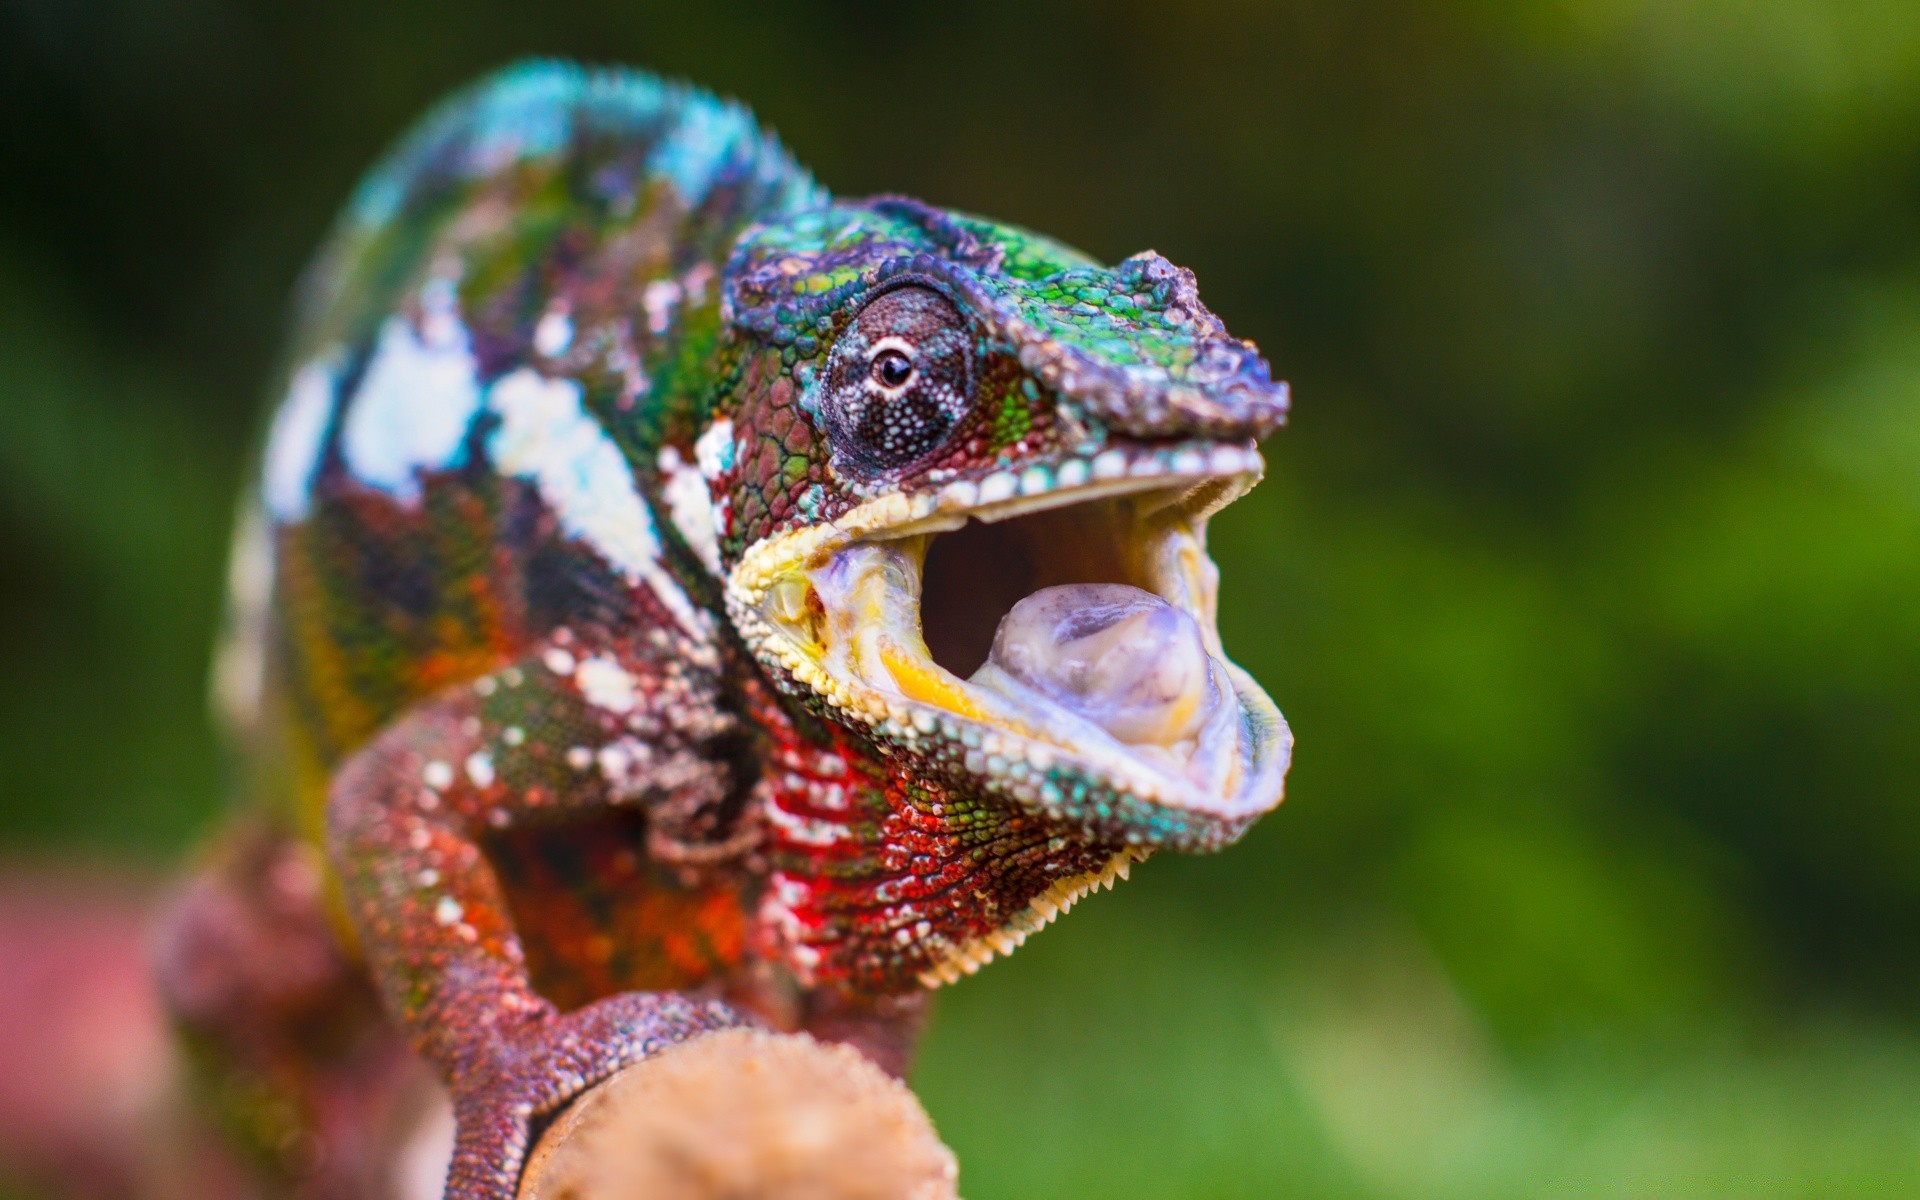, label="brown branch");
[517,1028,959,1200]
